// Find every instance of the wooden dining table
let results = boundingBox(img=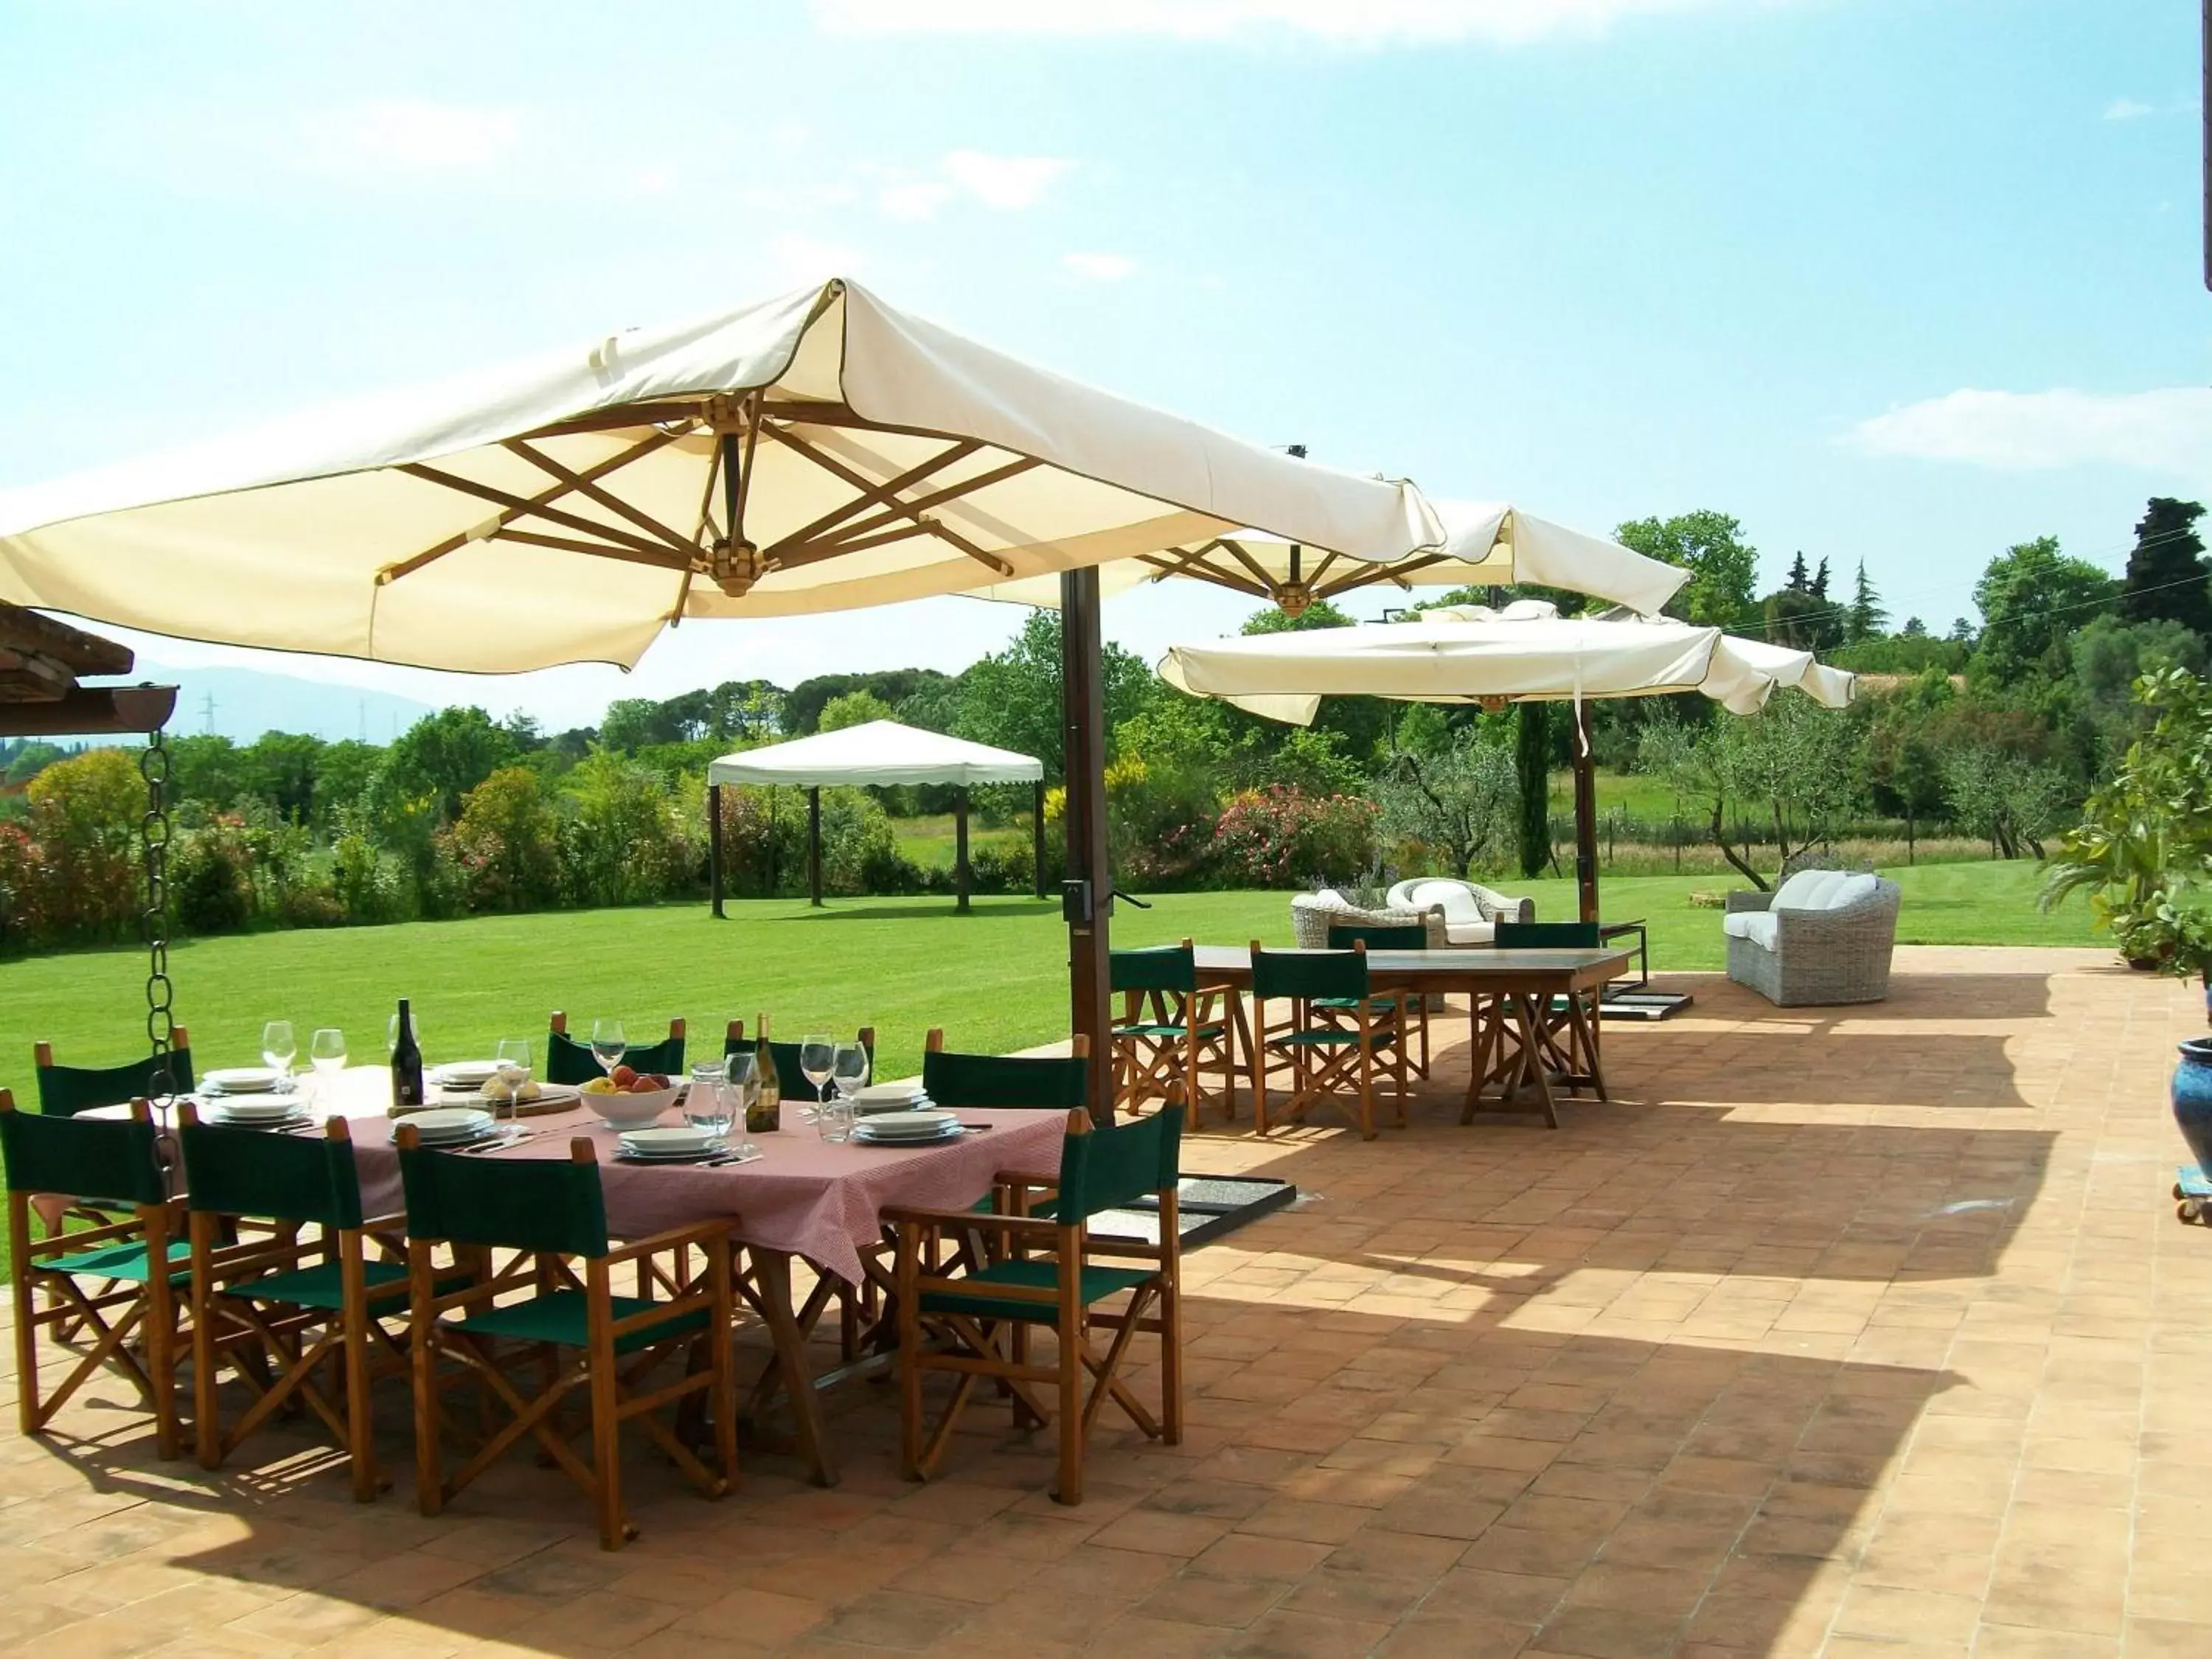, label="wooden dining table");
[88,1067,1068,1486]
[1189,944,1636,1128]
